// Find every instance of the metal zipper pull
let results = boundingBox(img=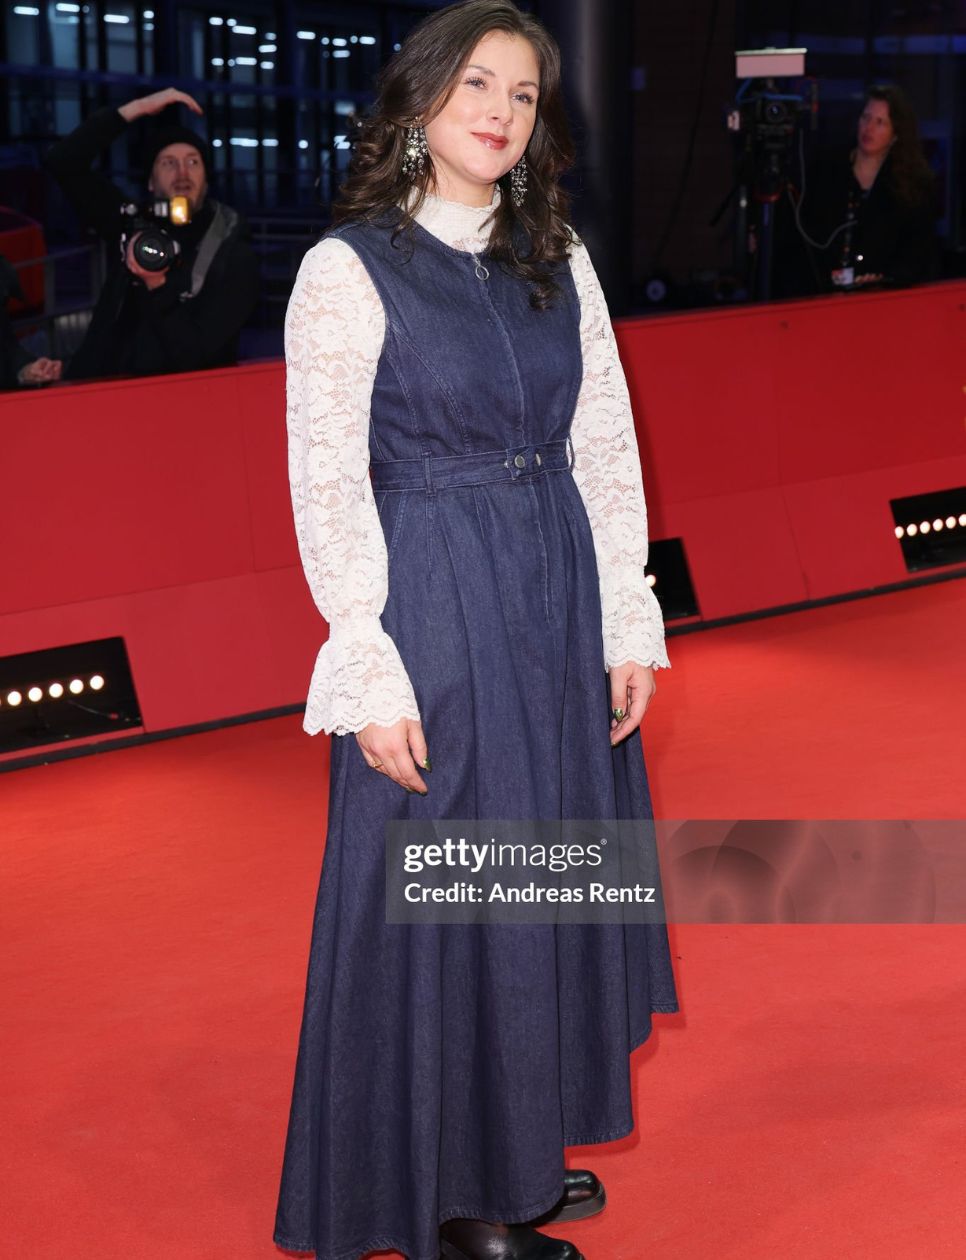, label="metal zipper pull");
[472,253,489,281]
